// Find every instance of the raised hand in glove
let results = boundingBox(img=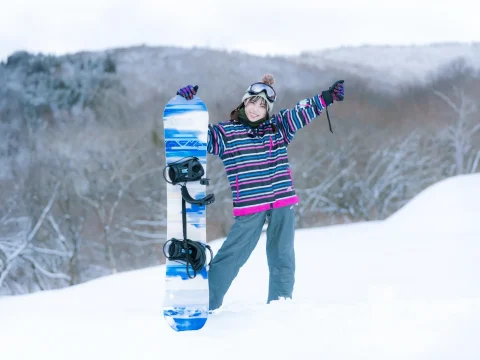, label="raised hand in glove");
[176,85,199,100]
[320,80,344,133]
[321,80,344,107]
